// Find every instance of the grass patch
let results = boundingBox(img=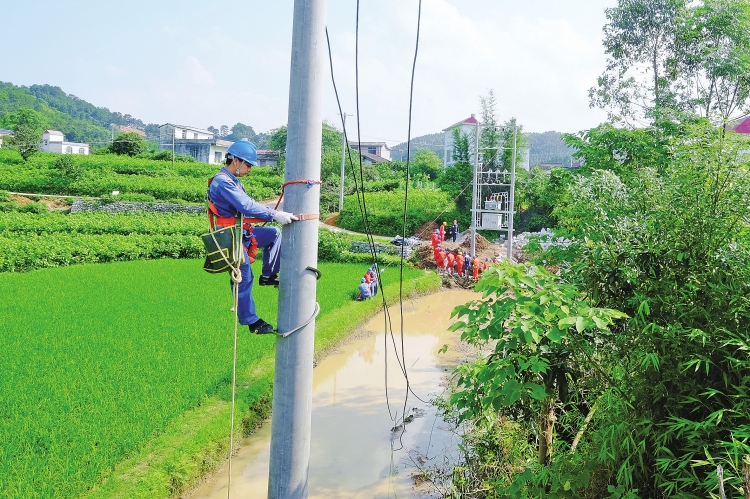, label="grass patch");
[0,259,439,499]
